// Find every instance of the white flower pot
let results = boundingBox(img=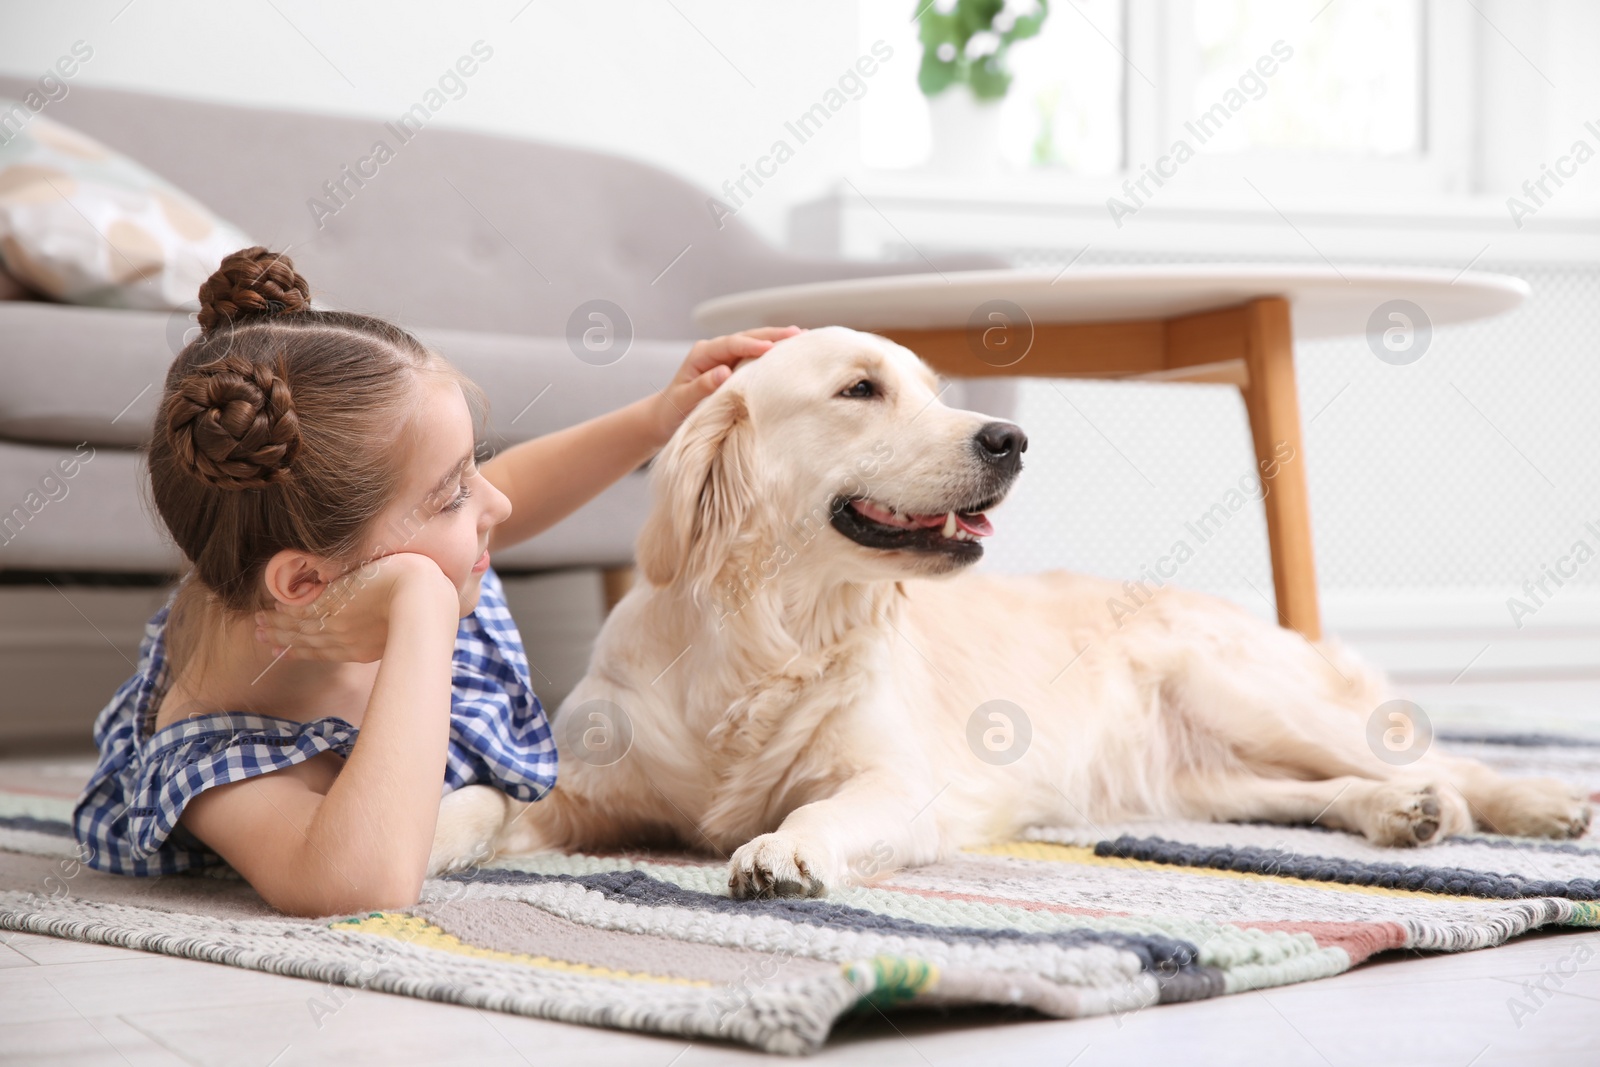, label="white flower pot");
[924,85,1004,176]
